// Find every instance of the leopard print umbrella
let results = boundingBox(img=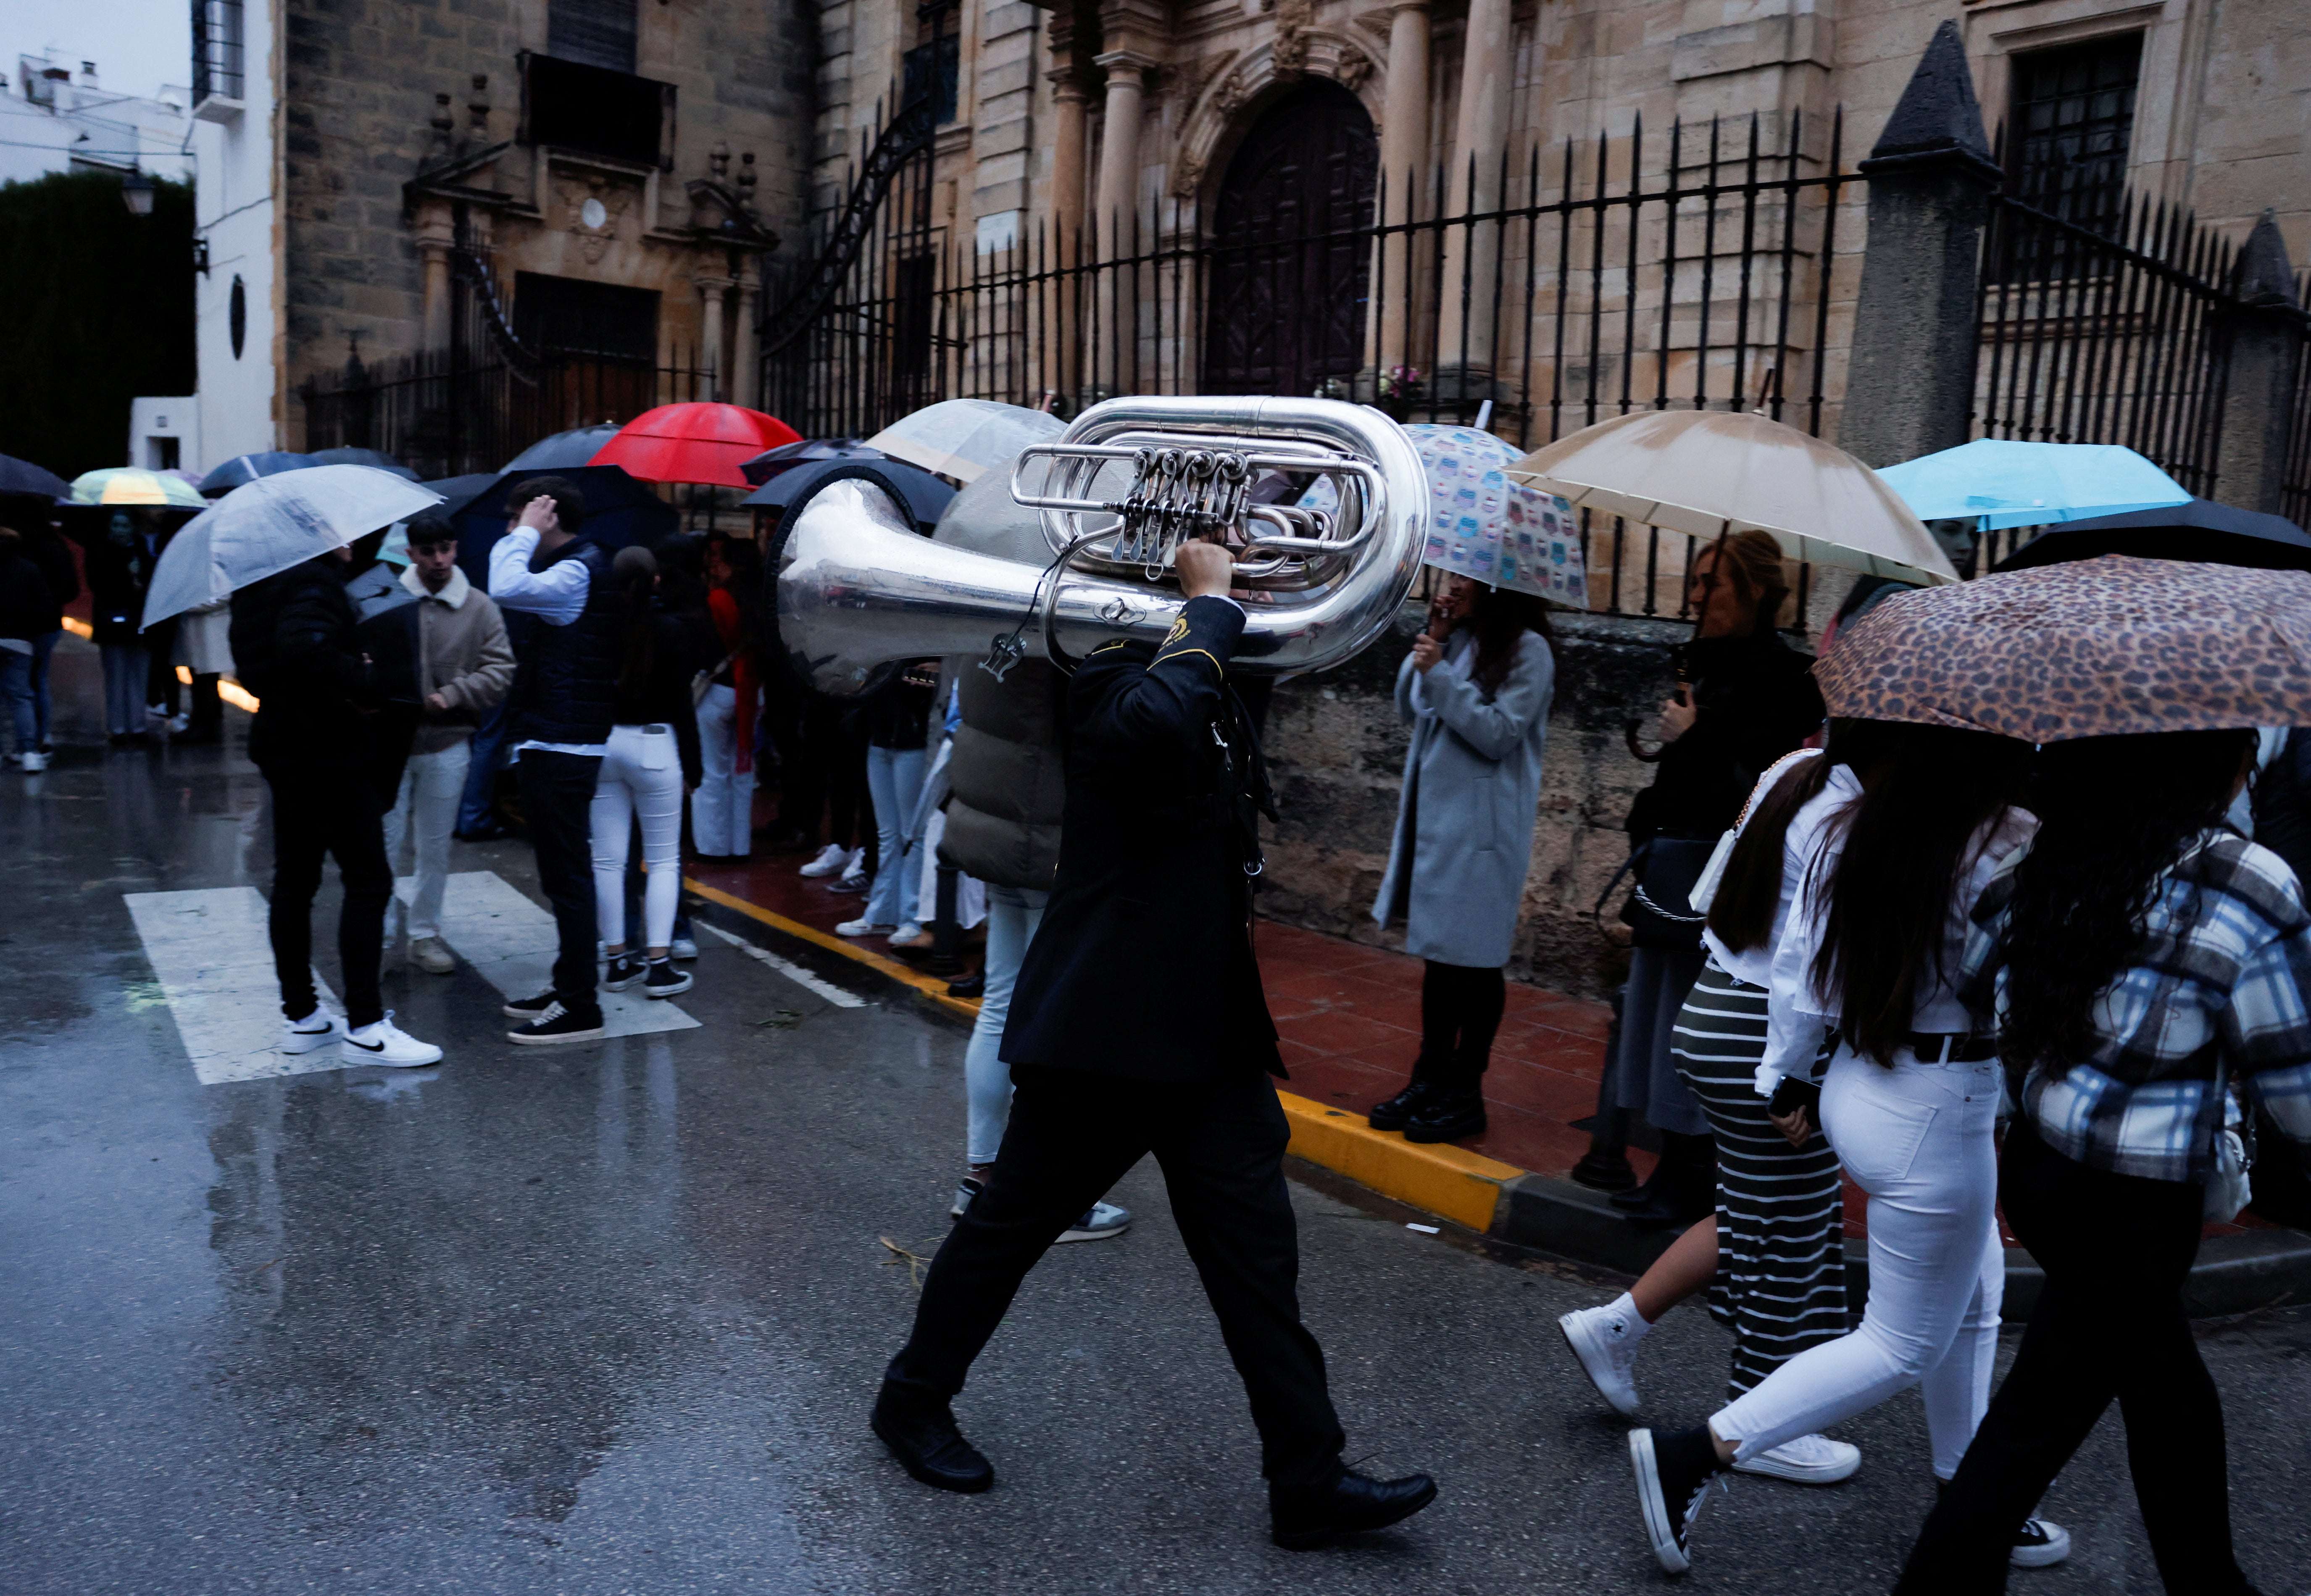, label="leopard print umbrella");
[1814,554,2311,741]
